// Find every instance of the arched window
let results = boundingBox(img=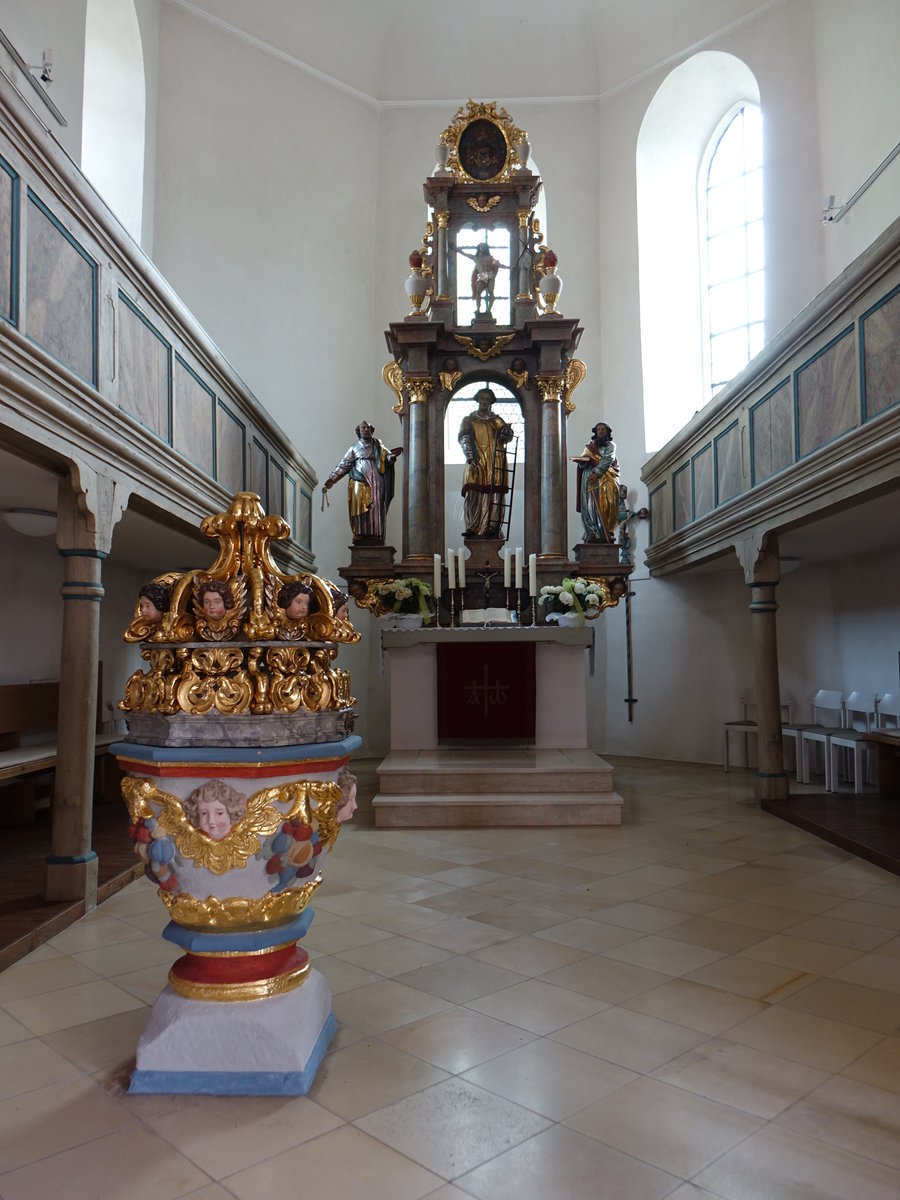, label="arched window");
[637,53,761,453]
[82,0,146,243]
[702,105,764,396]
